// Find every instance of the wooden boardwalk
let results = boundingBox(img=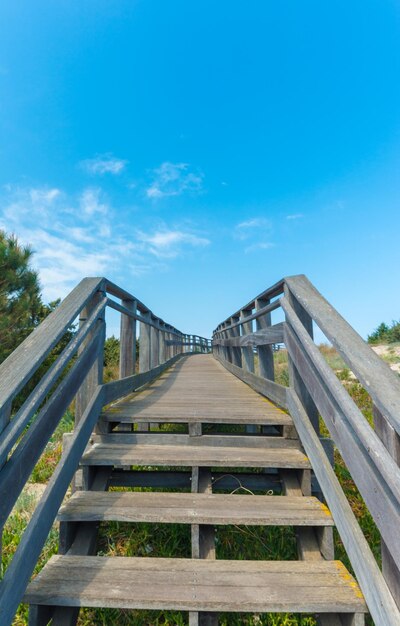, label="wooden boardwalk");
[1,275,399,626]
[101,354,293,426]
[25,354,366,625]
